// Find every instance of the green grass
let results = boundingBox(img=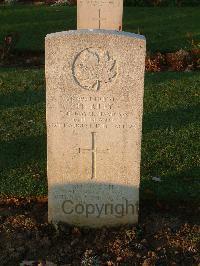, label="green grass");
[0,68,199,203]
[0,68,46,195]
[142,72,200,203]
[0,5,200,52]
